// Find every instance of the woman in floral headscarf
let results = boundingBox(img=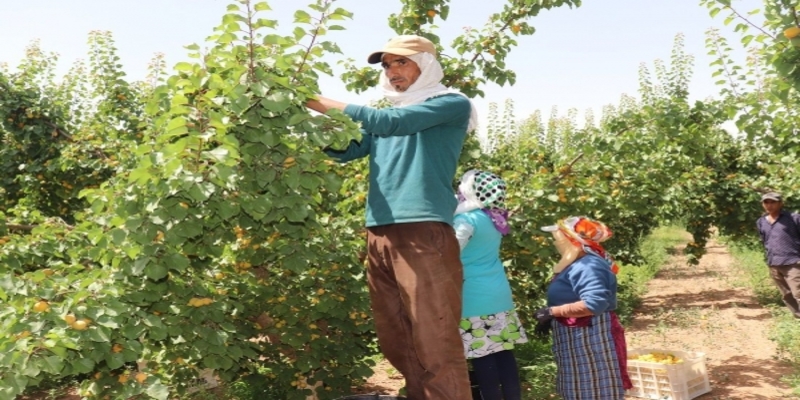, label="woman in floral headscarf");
[454,170,527,400]
[533,216,632,400]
